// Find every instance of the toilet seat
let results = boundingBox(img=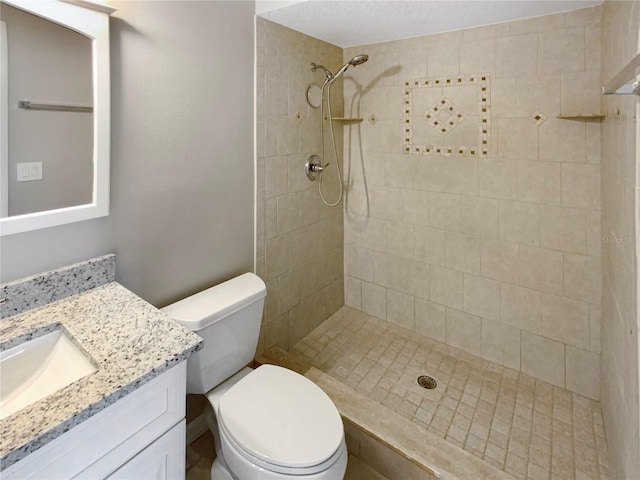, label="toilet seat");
[217,365,345,474]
